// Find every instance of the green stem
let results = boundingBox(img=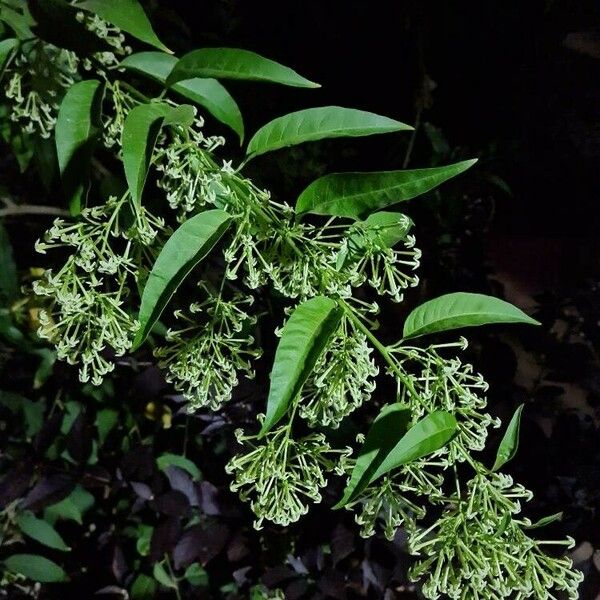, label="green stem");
[339,298,418,398]
[119,80,151,104]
